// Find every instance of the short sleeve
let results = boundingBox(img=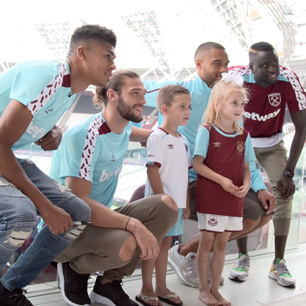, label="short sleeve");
[244,133,256,163]
[146,132,164,167]
[10,65,56,106]
[193,126,210,159]
[58,129,98,183]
